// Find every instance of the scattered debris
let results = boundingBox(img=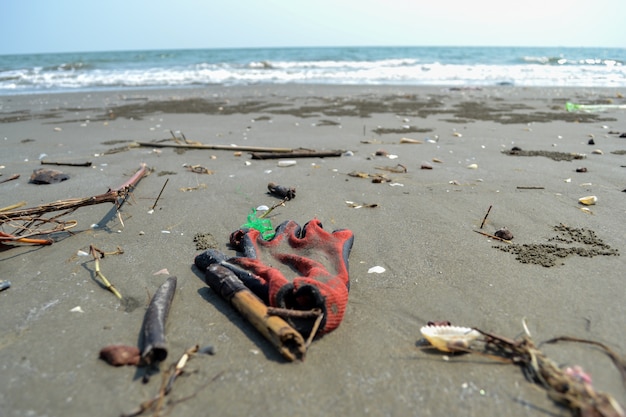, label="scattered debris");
[268,182,296,200]
[29,168,69,184]
[579,195,597,205]
[0,174,20,184]
[251,149,344,159]
[503,147,586,162]
[400,137,423,144]
[348,171,392,183]
[375,164,407,173]
[184,164,214,174]
[420,320,626,417]
[100,345,141,367]
[142,276,177,365]
[494,227,514,240]
[345,201,378,209]
[89,245,124,299]
[277,160,297,167]
[40,160,92,167]
[420,324,480,353]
